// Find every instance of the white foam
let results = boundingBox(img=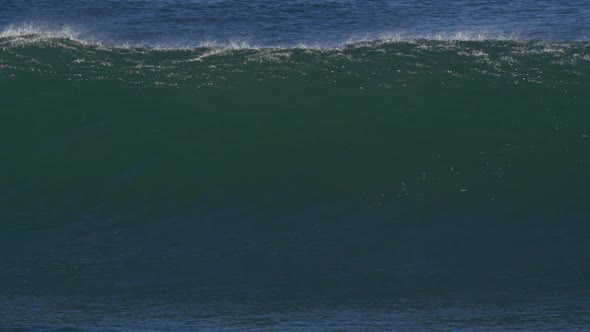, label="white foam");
[0,24,100,46]
[338,30,519,47]
[0,23,582,53]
